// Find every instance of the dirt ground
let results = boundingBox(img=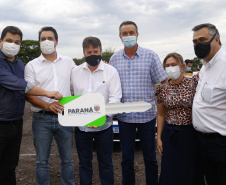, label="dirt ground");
[16,102,162,185]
